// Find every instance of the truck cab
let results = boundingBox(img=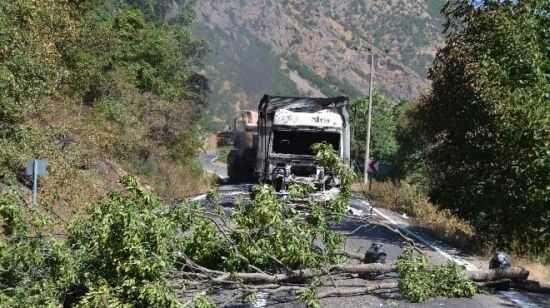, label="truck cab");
[256,95,350,192]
